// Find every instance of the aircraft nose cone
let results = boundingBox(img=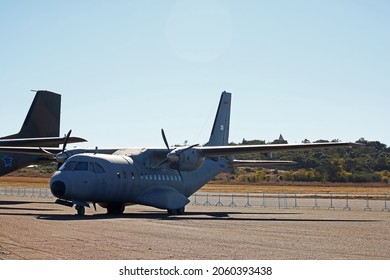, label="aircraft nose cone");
[51,181,66,197]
